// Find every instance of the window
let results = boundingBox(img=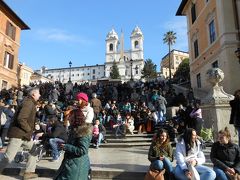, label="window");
[4,51,14,69]
[109,44,113,51]
[1,80,8,89]
[92,75,95,79]
[191,4,196,24]
[93,69,95,74]
[135,69,138,74]
[193,40,199,58]
[134,41,139,48]
[23,73,28,79]
[212,61,218,68]
[6,21,16,40]
[209,20,216,44]
[196,73,201,88]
